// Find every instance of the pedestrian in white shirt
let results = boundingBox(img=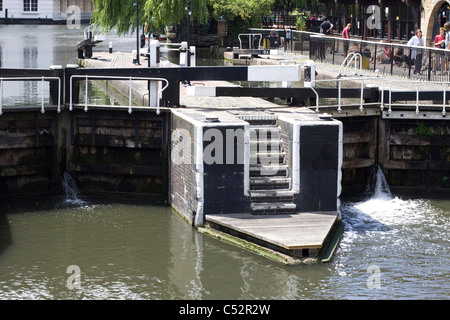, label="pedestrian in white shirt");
[407,29,424,74]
